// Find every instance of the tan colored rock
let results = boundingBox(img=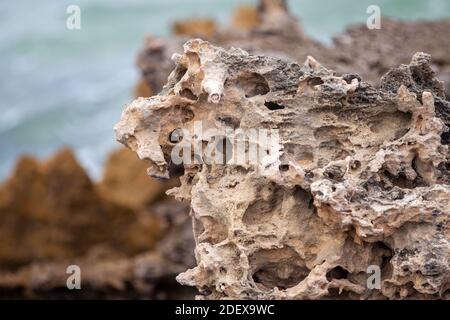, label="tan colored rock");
[0,201,196,299]
[332,19,450,100]
[172,19,217,38]
[135,2,450,117]
[0,146,196,298]
[98,147,176,210]
[134,77,154,97]
[0,148,165,270]
[231,5,261,31]
[135,0,315,96]
[116,40,450,299]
